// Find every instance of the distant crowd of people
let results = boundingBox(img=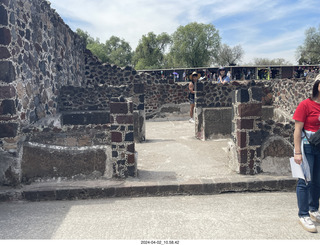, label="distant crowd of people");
[157,65,320,82]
